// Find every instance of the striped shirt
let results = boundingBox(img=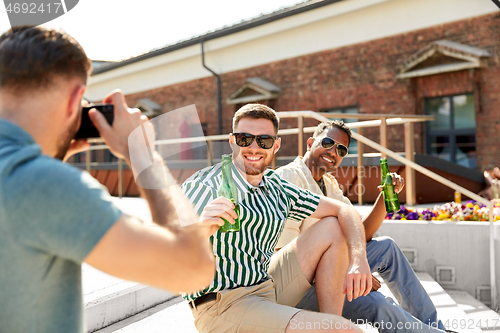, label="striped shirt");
[180,161,321,301]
